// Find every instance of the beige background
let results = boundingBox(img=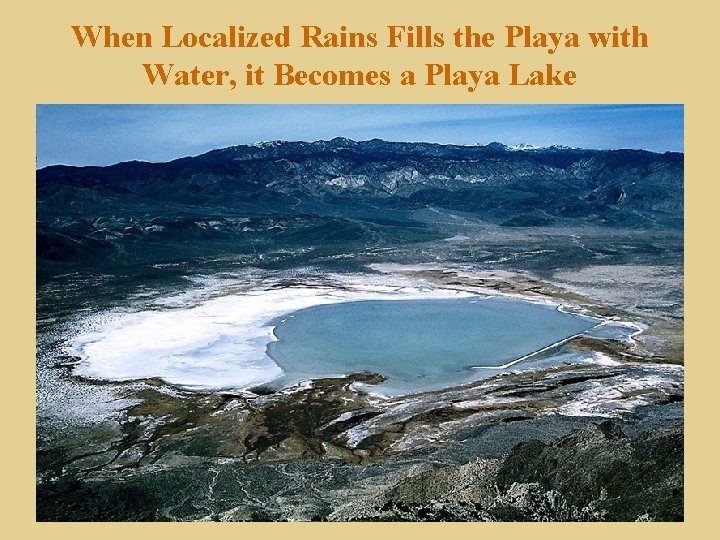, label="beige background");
[5,0,714,536]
